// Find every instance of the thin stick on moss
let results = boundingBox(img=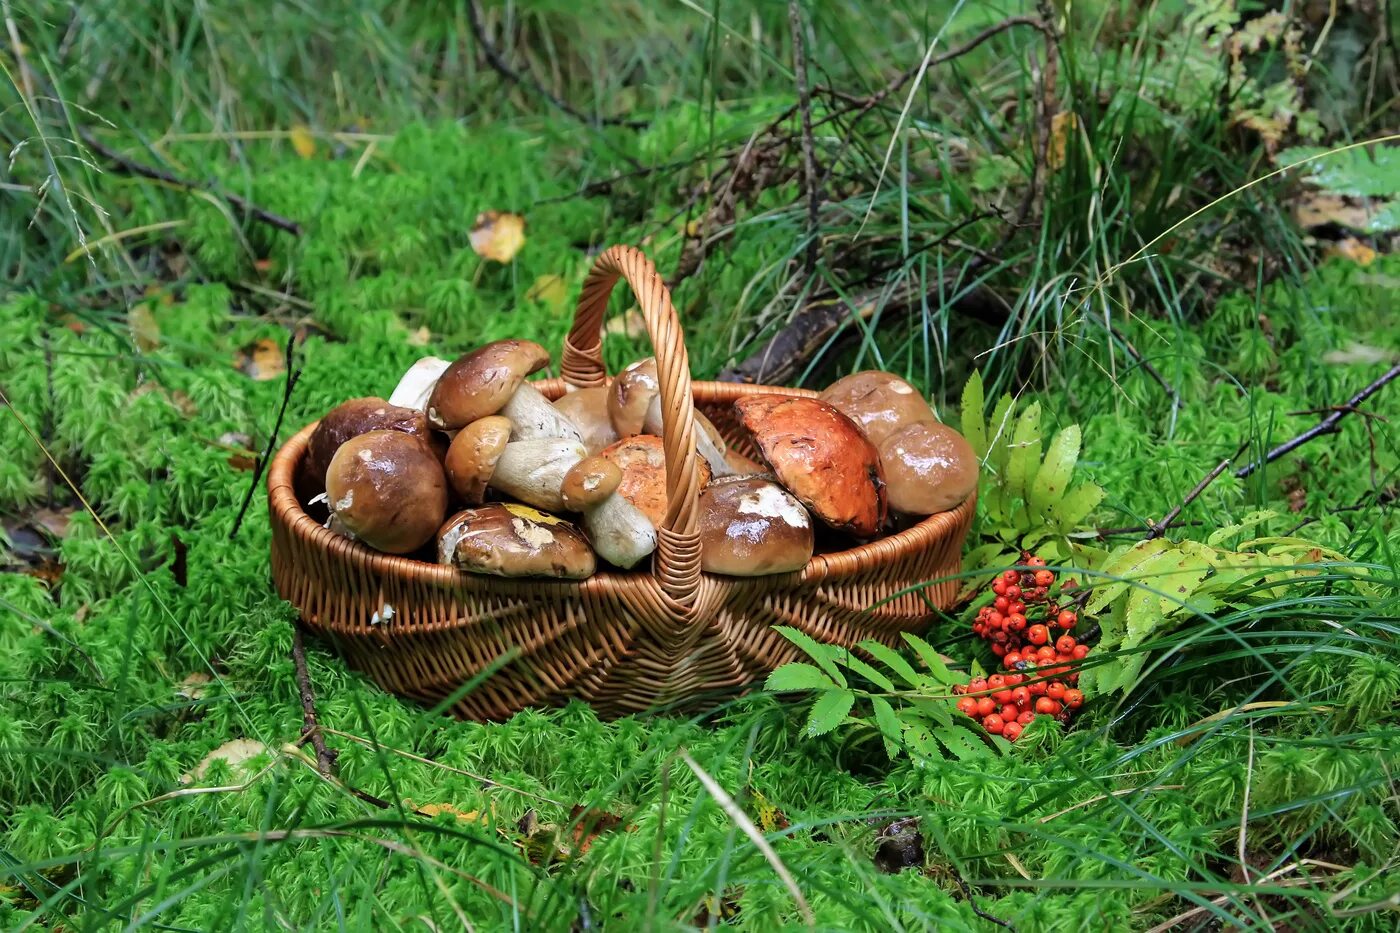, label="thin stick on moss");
[292,627,337,778]
[1146,442,1249,540]
[229,330,300,539]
